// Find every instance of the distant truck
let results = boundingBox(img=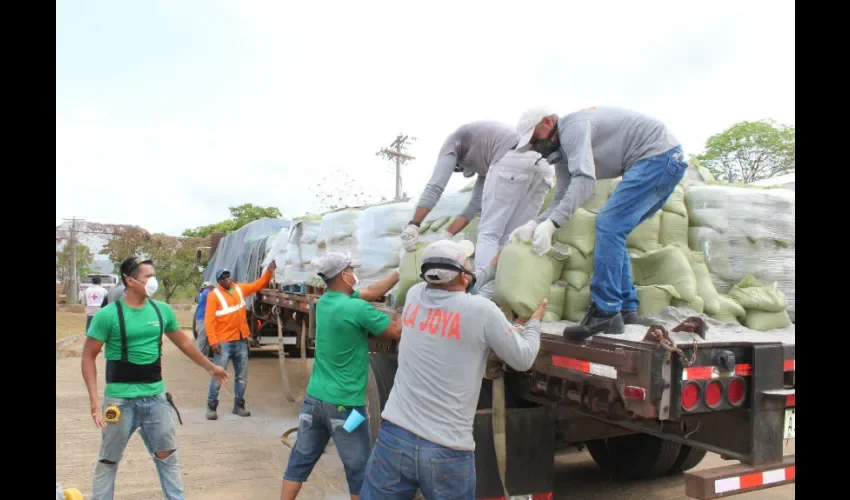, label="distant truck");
[77,274,120,305]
